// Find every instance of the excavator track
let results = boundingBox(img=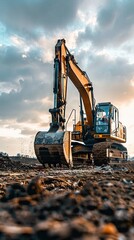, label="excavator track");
[93,141,127,166]
[93,142,111,166]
